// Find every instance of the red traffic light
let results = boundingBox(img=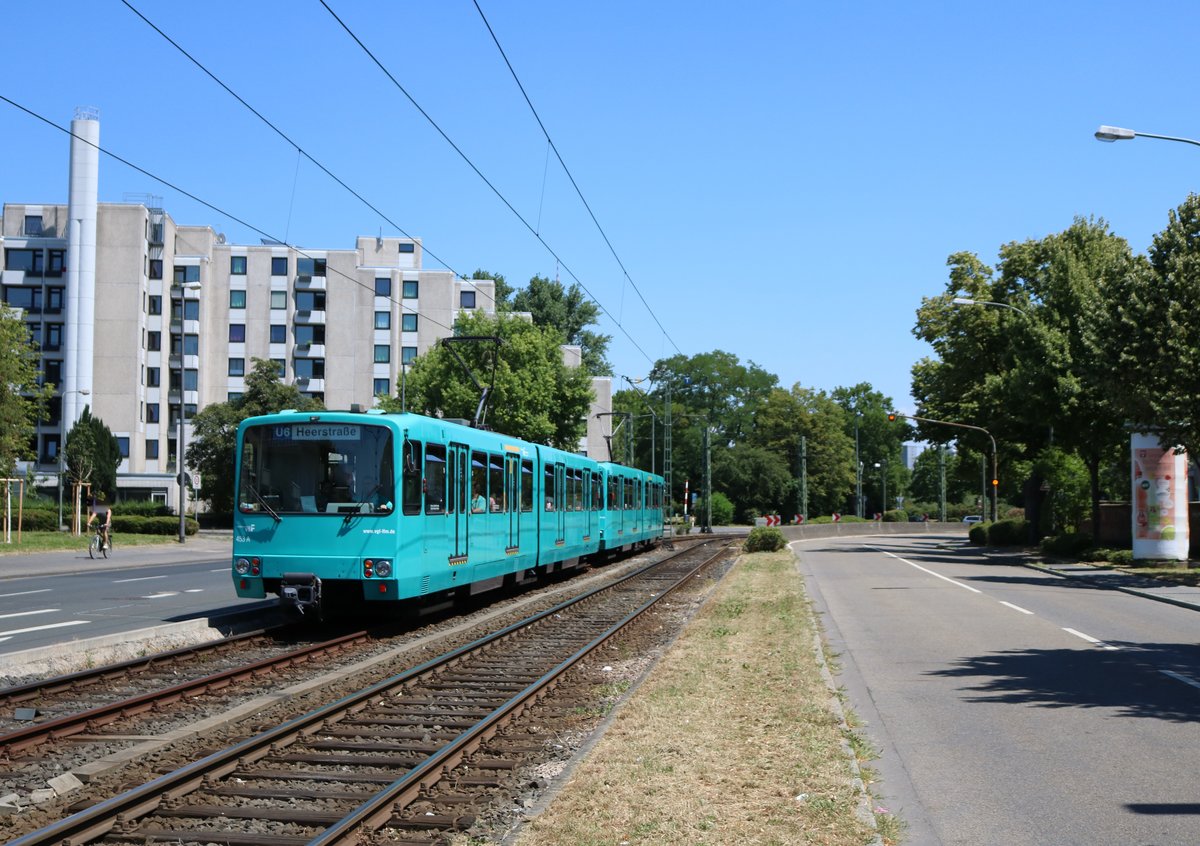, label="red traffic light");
[887,413,897,422]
